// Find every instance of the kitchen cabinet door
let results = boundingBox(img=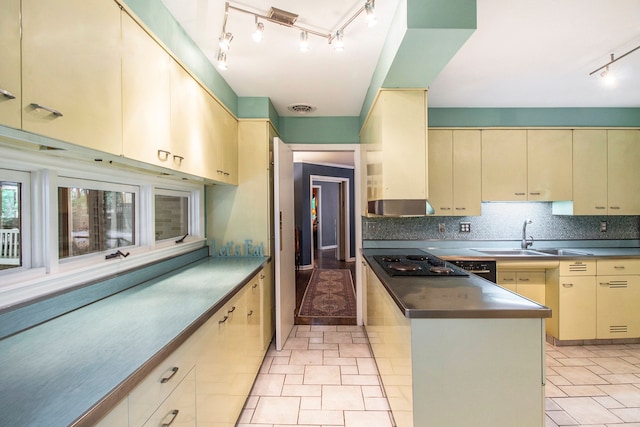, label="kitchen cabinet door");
[121,13,172,168]
[452,129,482,215]
[21,0,122,155]
[206,98,238,184]
[427,130,453,215]
[516,270,546,305]
[558,275,596,340]
[608,129,640,215]
[0,0,21,129]
[527,129,572,201]
[571,129,608,214]
[596,275,640,338]
[481,129,527,201]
